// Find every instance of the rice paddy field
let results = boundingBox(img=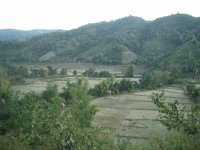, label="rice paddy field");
[91,87,192,142]
[12,76,192,143]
